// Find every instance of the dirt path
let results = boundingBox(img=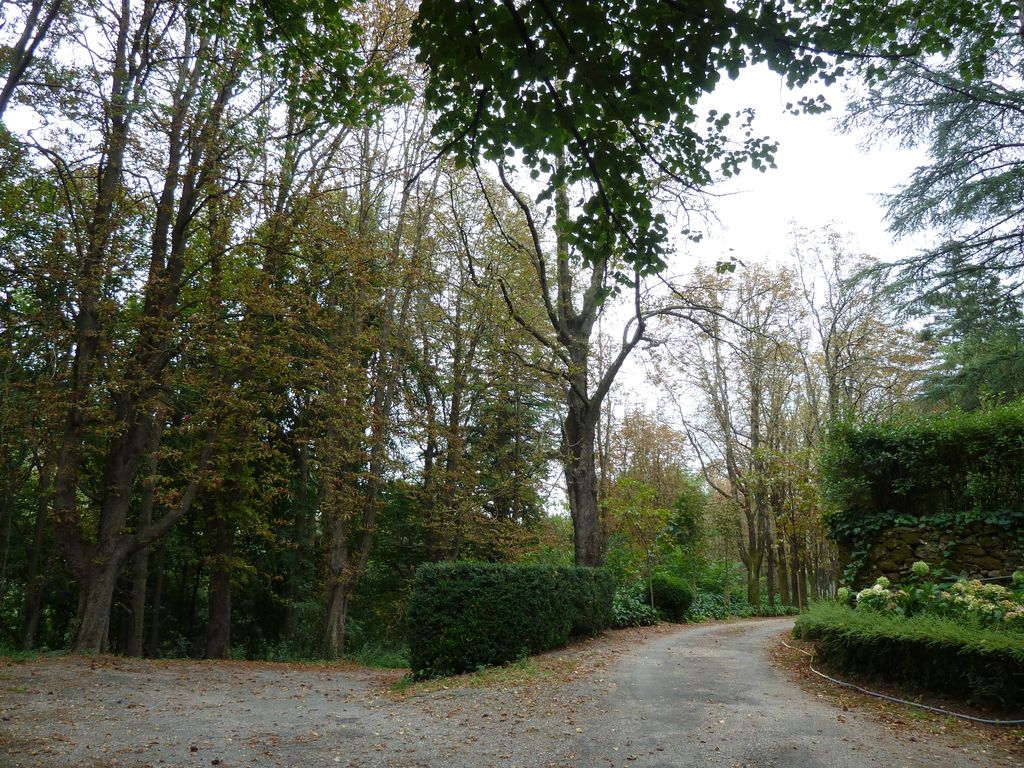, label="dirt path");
[1,619,1019,768]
